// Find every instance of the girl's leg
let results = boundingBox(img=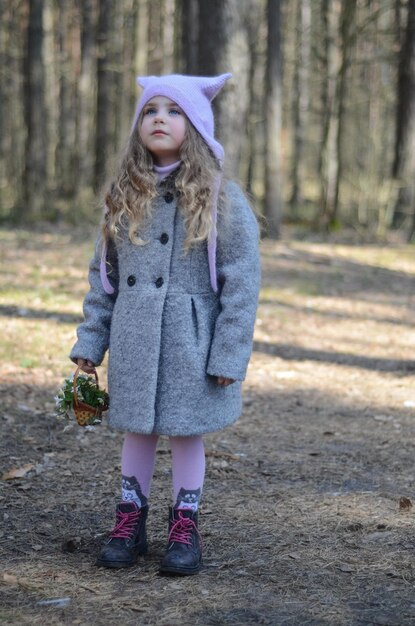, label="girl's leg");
[121,432,159,507]
[169,435,206,511]
[97,432,158,569]
[159,435,205,575]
